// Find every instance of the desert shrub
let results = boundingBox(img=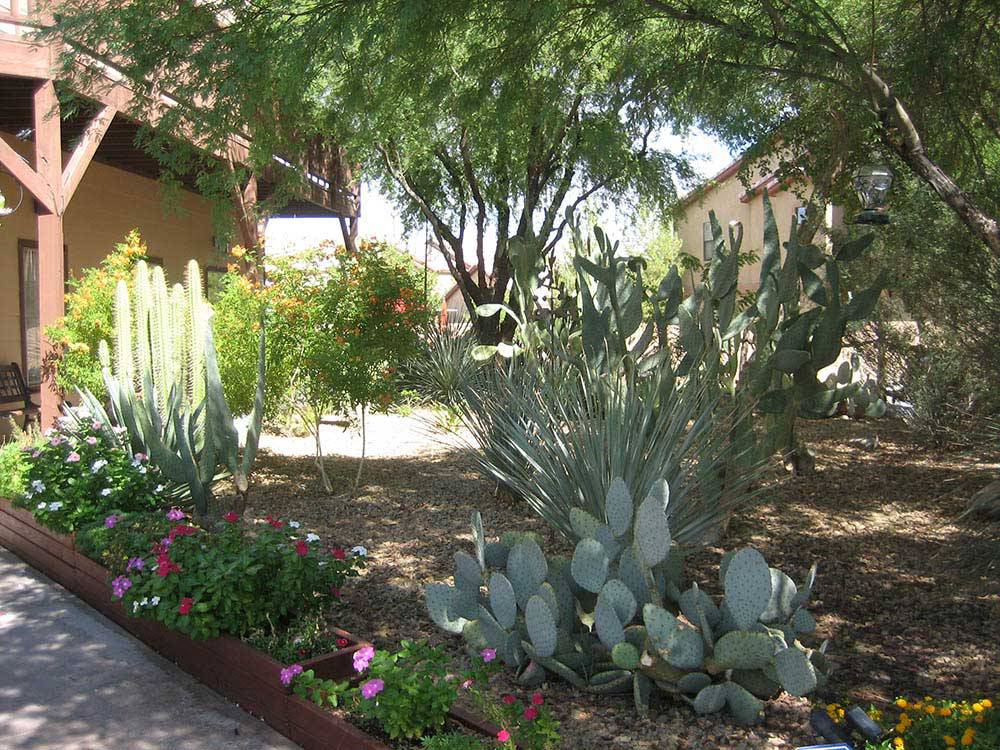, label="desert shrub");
[44,230,149,396]
[80,507,365,639]
[901,331,1000,448]
[13,419,162,533]
[211,259,297,420]
[402,323,482,406]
